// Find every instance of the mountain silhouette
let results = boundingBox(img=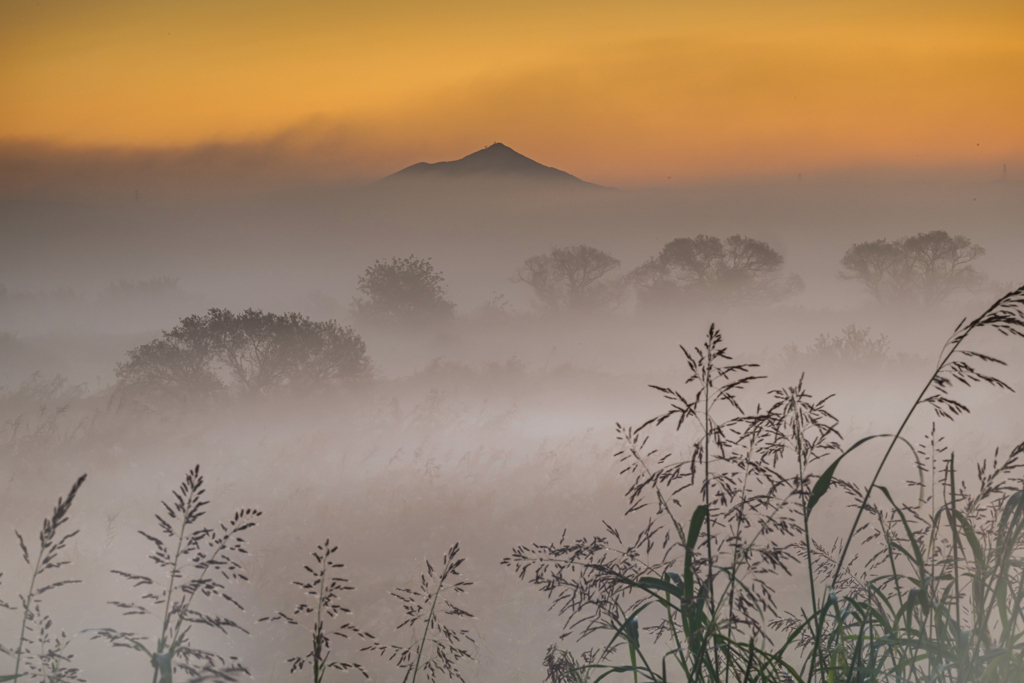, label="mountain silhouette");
[382,143,601,187]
